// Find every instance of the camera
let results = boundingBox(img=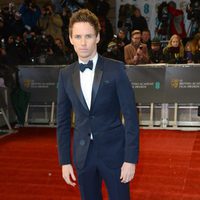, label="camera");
[186,0,200,21]
[1,38,5,48]
[60,0,82,13]
[139,45,143,50]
